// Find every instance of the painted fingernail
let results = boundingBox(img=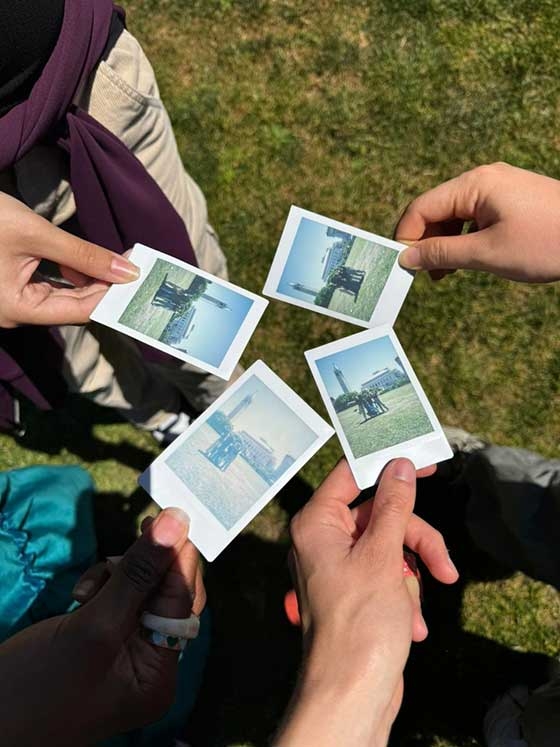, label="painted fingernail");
[73,578,96,599]
[399,246,421,270]
[152,507,189,547]
[393,459,416,483]
[110,255,140,281]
